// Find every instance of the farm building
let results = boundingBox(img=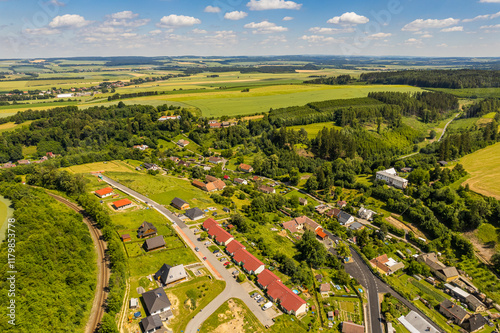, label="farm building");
[154,264,188,286]
[171,197,189,210]
[137,222,157,238]
[144,236,165,252]
[112,198,132,210]
[95,187,114,198]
